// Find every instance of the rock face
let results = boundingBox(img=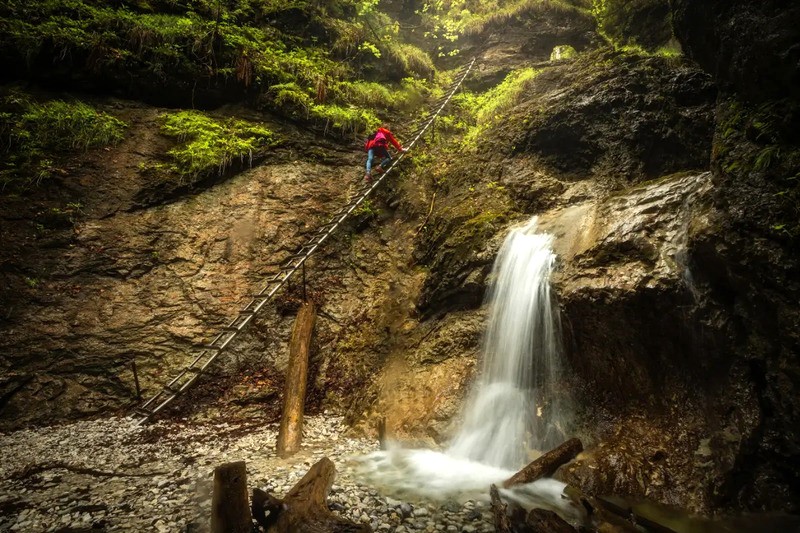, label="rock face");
[0,103,421,430]
[666,0,800,512]
[509,50,715,181]
[2,0,799,519]
[671,0,800,101]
